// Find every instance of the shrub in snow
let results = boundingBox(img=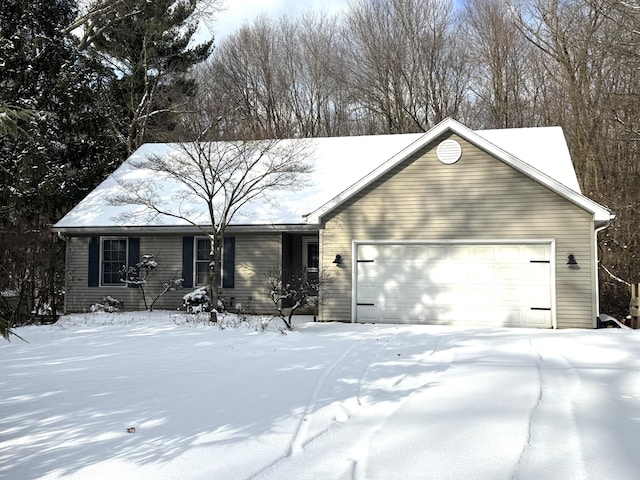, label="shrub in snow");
[183,286,211,313]
[266,268,325,331]
[90,296,123,313]
[182,286,229,317]
[150,278,183,311]
[119,254,182,310]
[119,254,157,310]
